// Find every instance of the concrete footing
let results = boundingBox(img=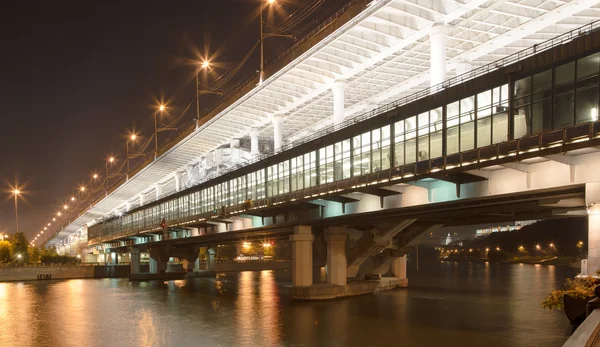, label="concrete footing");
[289,277,407,300]
[129,270,216,281]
